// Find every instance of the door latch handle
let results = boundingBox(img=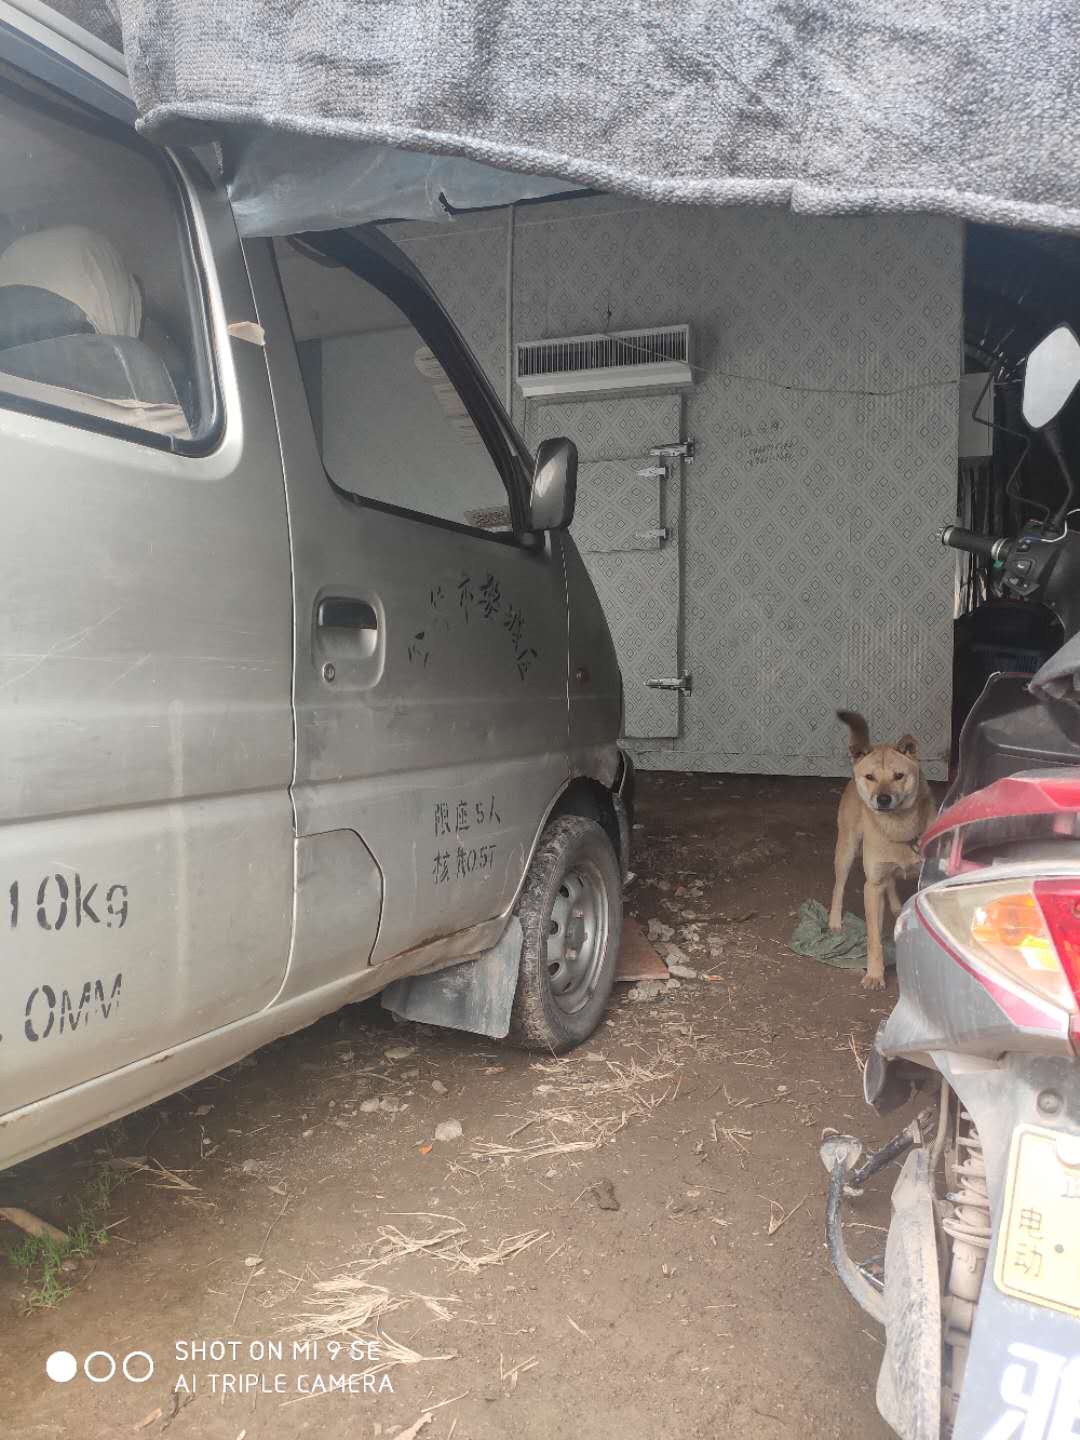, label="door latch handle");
[645,673,692,695]
[317,597,378,630]
[649,438,695,462]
